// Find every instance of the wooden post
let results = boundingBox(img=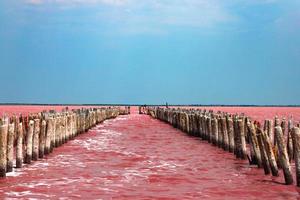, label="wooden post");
[55,117,60,147]
[211,117,218,146]
[257,129,271,175]
[218,117,223,148]
[267,120,274,145]
[260,128,279,177]
[0,124,8,177]
[287,119,293,161]
[247,122,262,168]
[292,127,300,187]
[16,123,23,168]
[45,118,52,155]
[198,114,203,138]
[227,117,234,153]
[275,126,293,185]
[201,115,206,140]
[7,123,15,172]
[39,120,46,158]
[50,117,56,152]
[221,117,229,151]
[233,117,240,157]
[238,119,247,159]
[206,117,212,143]
[25,120,34,164]
[281,118,286,135]
[32,119,40,161]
